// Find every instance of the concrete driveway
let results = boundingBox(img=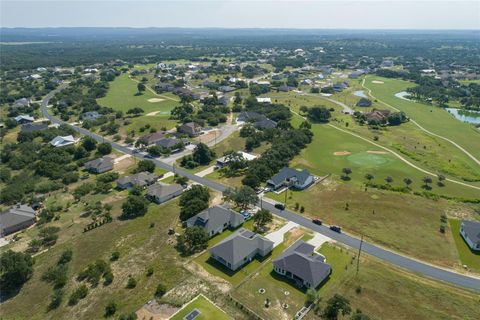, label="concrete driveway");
[265,221,299,248]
